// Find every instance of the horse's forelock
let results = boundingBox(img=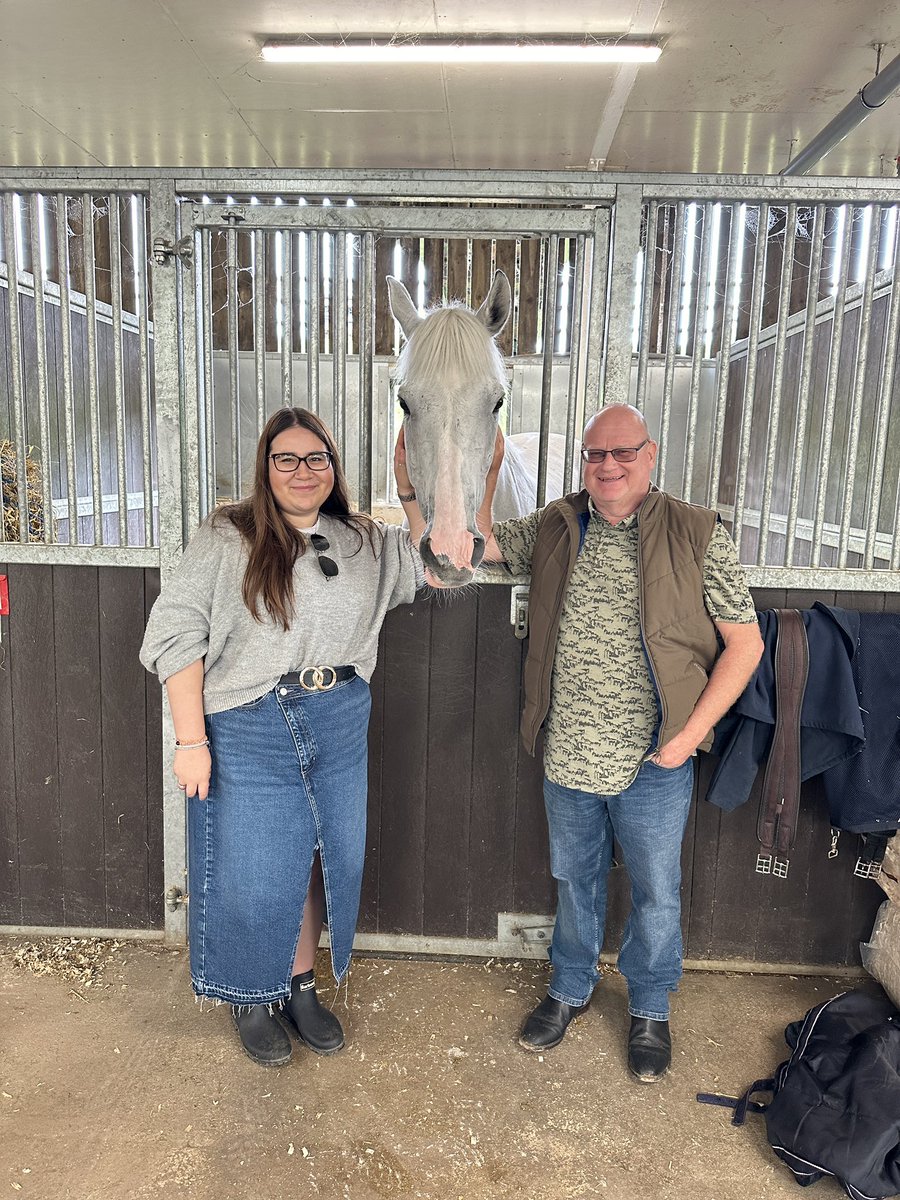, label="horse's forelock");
[395,306,507,394]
